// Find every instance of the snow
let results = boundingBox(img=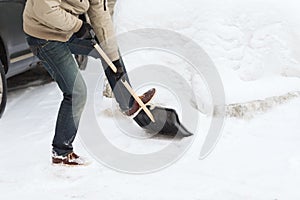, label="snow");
[114,0,300,103]
[1,0,300,199]
[1,81,300,199]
